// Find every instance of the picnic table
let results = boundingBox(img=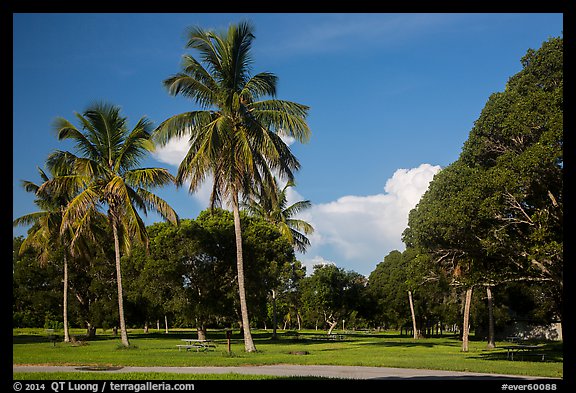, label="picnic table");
[500,344,545,361]
[177,339,216,352]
